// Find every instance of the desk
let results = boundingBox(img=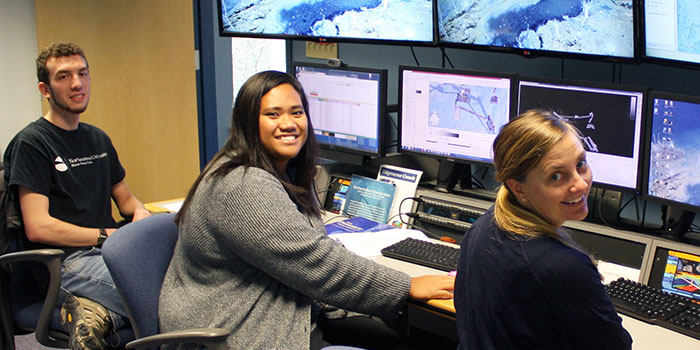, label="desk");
[144,198,184,213]
[376,255,700,348]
